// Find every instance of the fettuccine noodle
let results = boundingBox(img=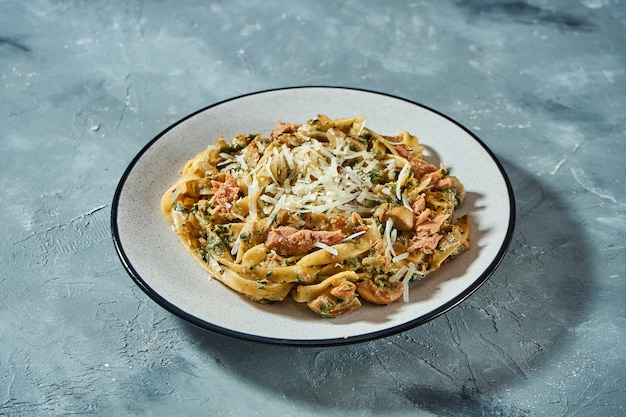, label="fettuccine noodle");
[162,115,470,317]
